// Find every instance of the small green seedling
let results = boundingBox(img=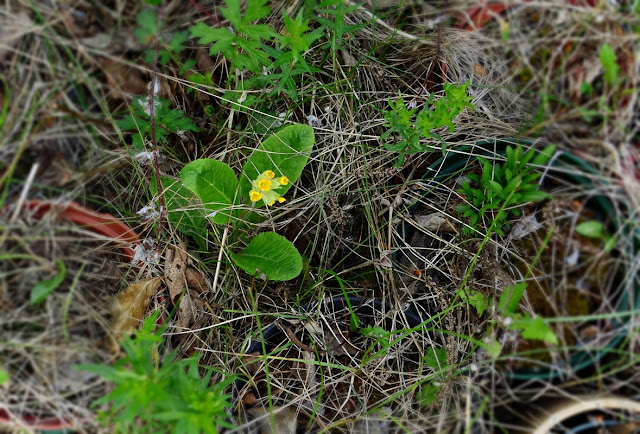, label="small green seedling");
[117,96,198,151]
[459,282,558,346]
[575,220,616,252]
[179,124,315,281]
[458,144,555,236]
[382,82,475,167]
[30,260,66,305]
[77,312,234,434]
[599,43,619,87]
